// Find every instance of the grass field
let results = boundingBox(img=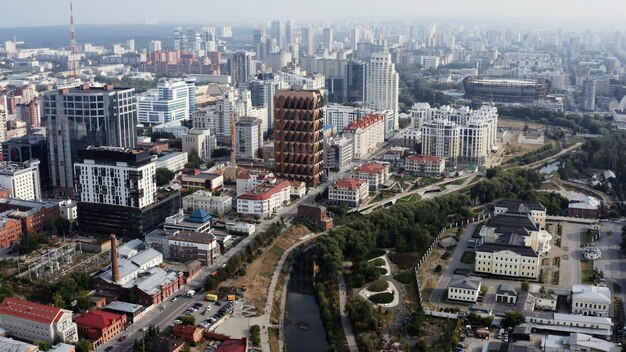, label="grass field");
[580,261,596,284]
[397,193,421,203]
